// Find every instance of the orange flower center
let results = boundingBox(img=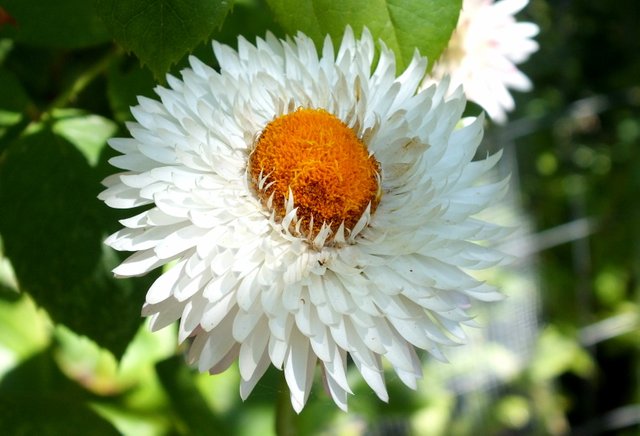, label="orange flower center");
[249,108,381,241]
